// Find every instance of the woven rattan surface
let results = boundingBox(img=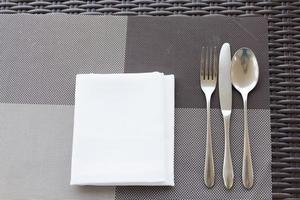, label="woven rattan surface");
[0,0,299,199]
